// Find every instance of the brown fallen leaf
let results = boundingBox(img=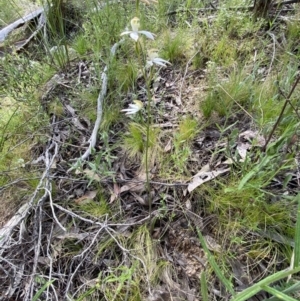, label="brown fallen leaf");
[185,199,192,210]
[164,138,172,152]
[237,142,251,162]
[132,192,149,206]
[120,182,145,193]
[188,164,230,192]
[65,104,89,130]
[239,130,265,147]
[215,158,234,167]
[175,95,182,105]
[120,171,147,193]
[74,190,97,204]
[204,235,222,253]
[82,169,101,182]
[110,183,121,203]
[237,130,265,162]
